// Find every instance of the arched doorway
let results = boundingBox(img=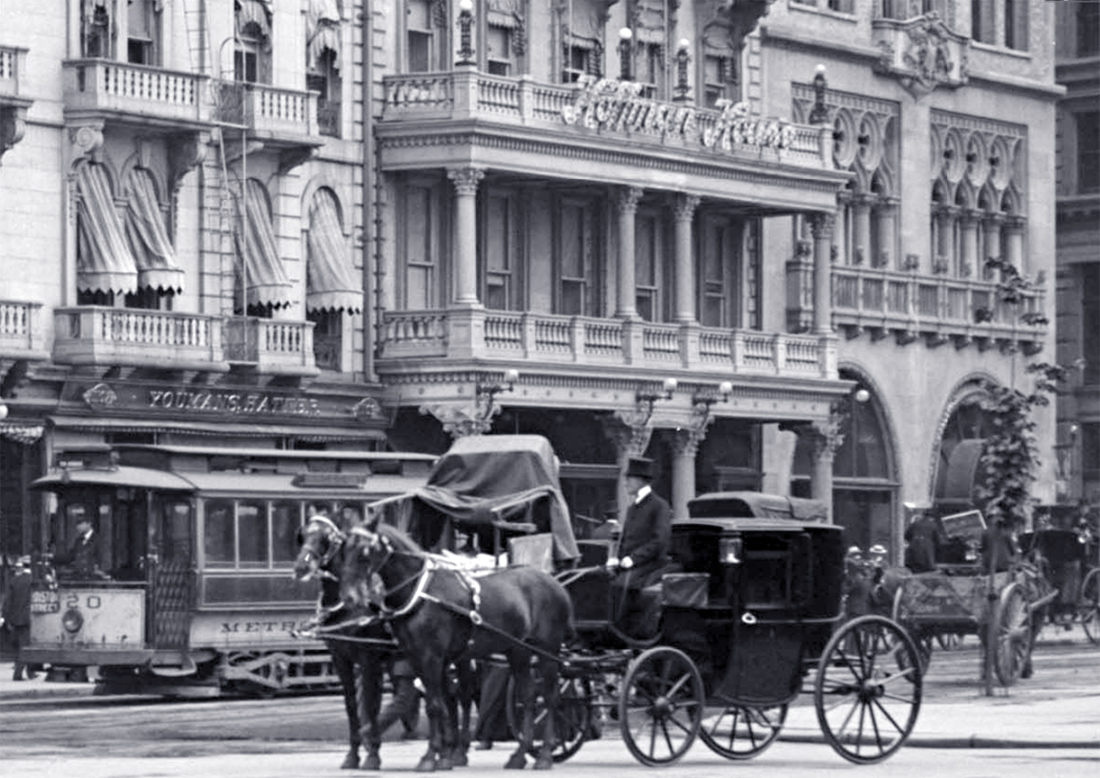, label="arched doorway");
[792,370,899,560]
